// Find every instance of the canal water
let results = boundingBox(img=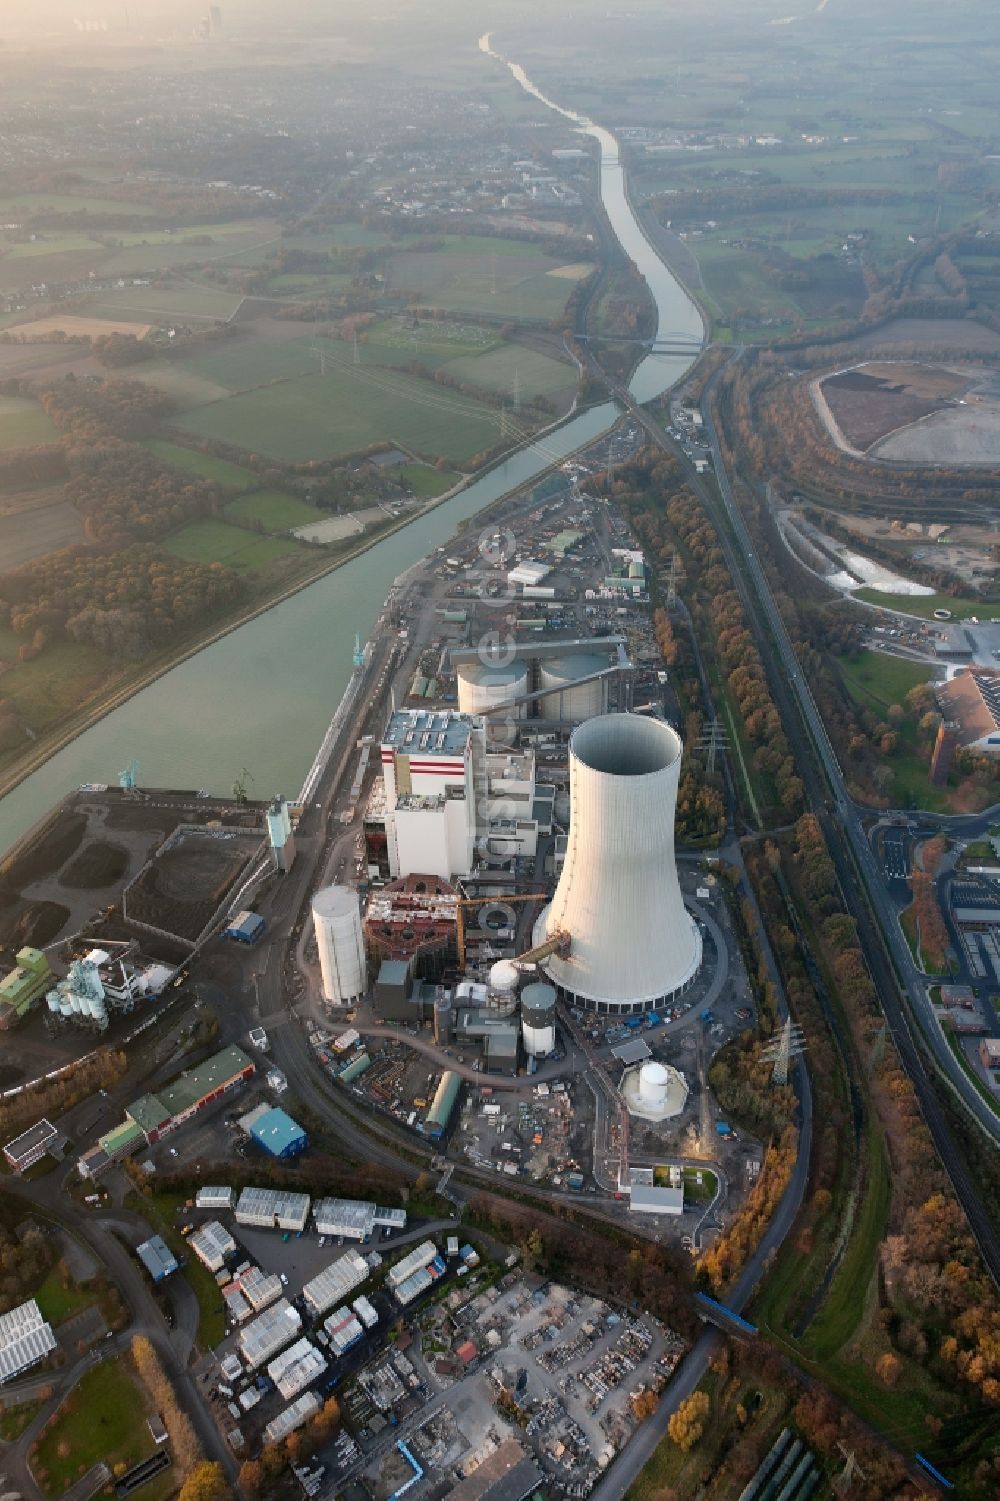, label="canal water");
[0,43,703,858]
